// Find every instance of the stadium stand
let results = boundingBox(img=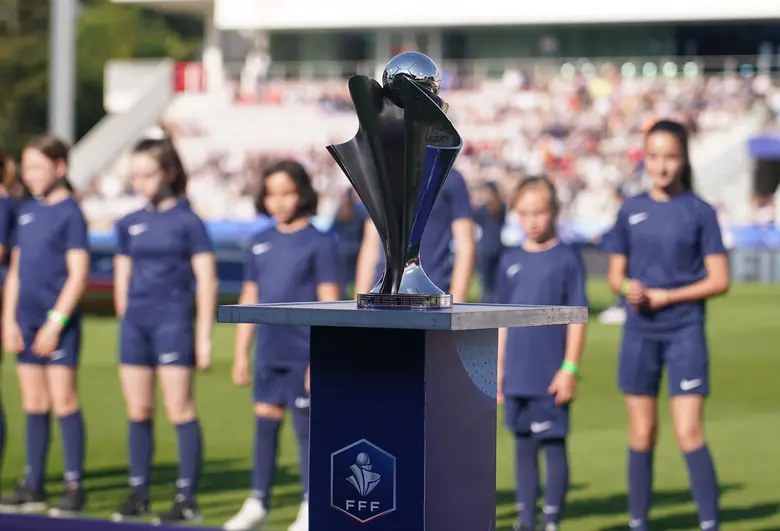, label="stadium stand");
[82,64,766,233]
